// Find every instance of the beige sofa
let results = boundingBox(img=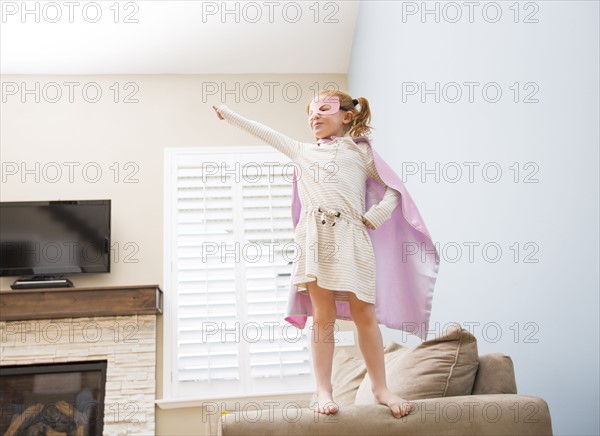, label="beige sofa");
[217,323,553,435]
